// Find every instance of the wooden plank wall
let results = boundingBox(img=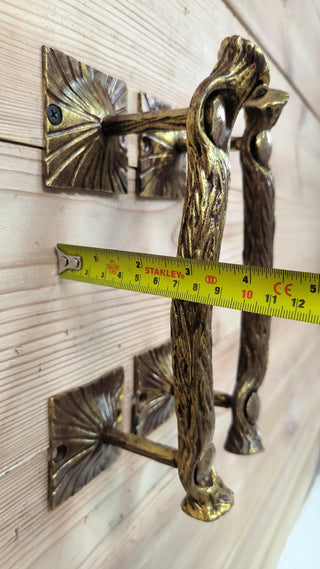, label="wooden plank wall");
[0,1,319,568]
